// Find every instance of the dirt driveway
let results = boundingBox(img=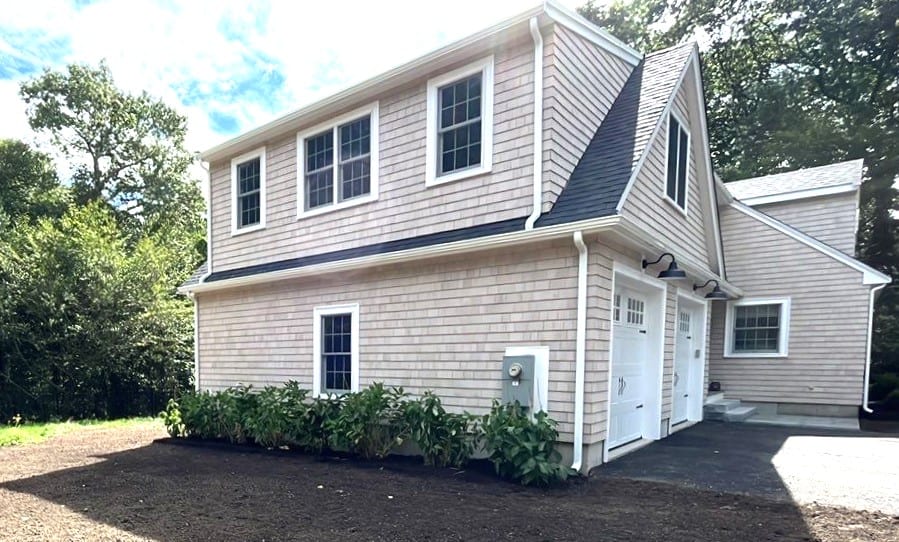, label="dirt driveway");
[0,421,897,541]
